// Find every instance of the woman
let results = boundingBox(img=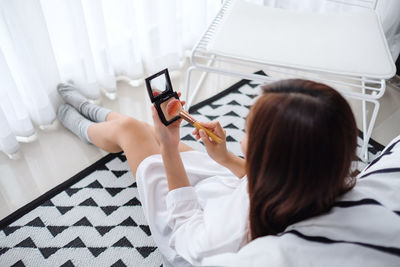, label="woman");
[57,79,357,266]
